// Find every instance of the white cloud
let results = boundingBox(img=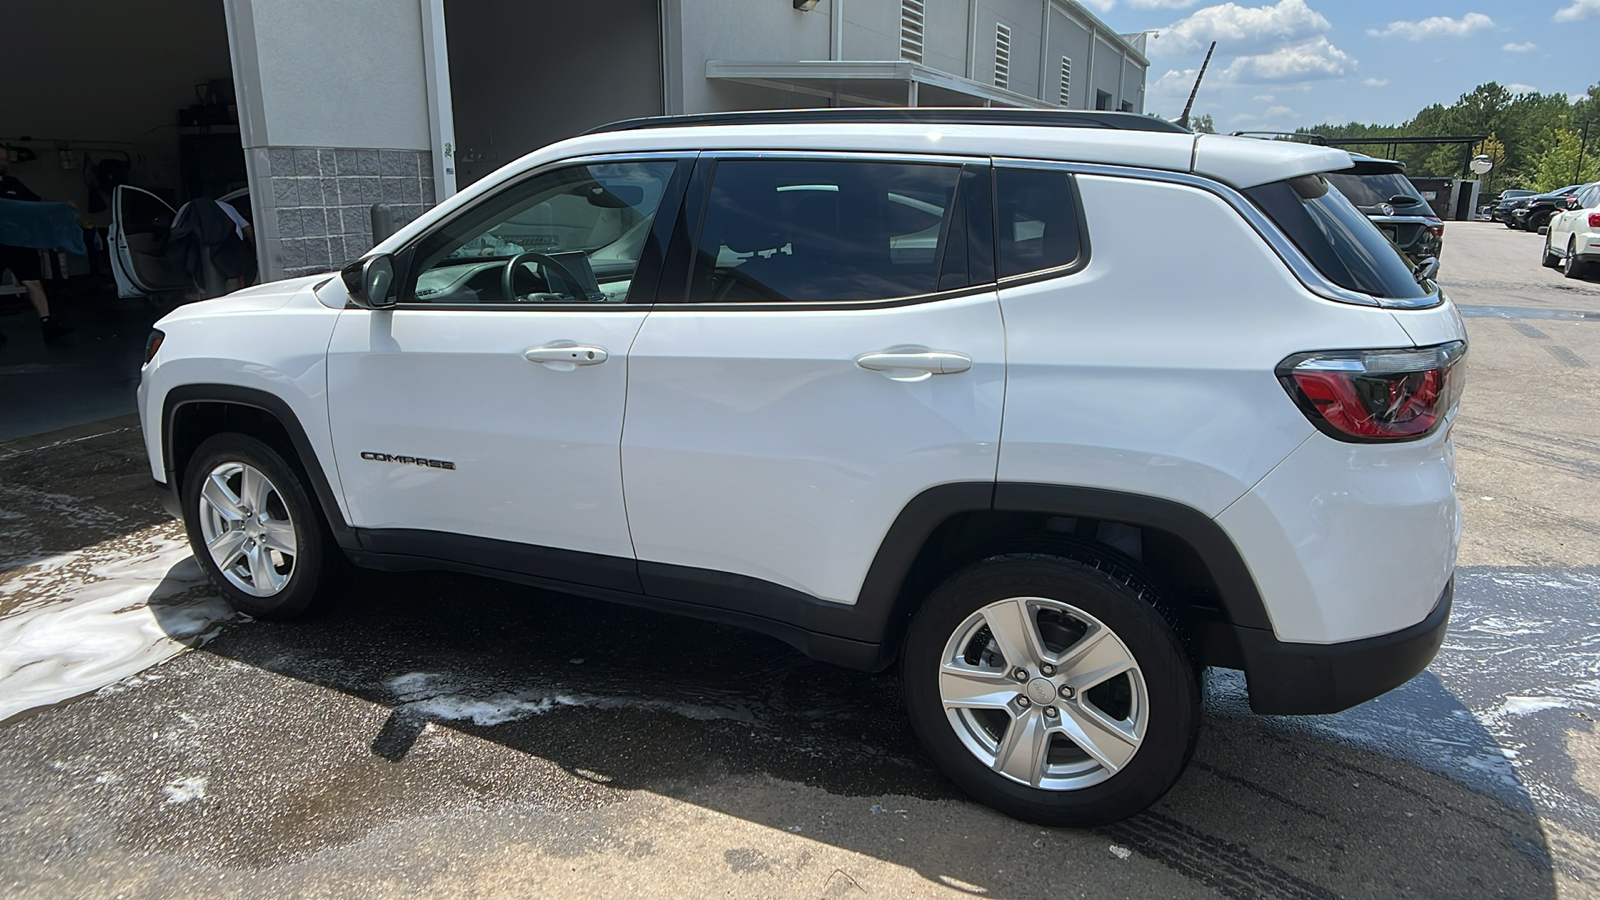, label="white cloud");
[1078,0,1118,12]
[1223,36,1353,83]
[1573,93,1593,104]
[1366,13,1494,40]
[1506,83,1540,95]
[1127,0,1203,7]
[1554,0,1600,22]
[1363,77,1389,87]
[1262,105,1297,118]
[1147,67,1203,104]
[1502,41,1537,53]
[1151,0,1331,56]
[1253,93,1276,101]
